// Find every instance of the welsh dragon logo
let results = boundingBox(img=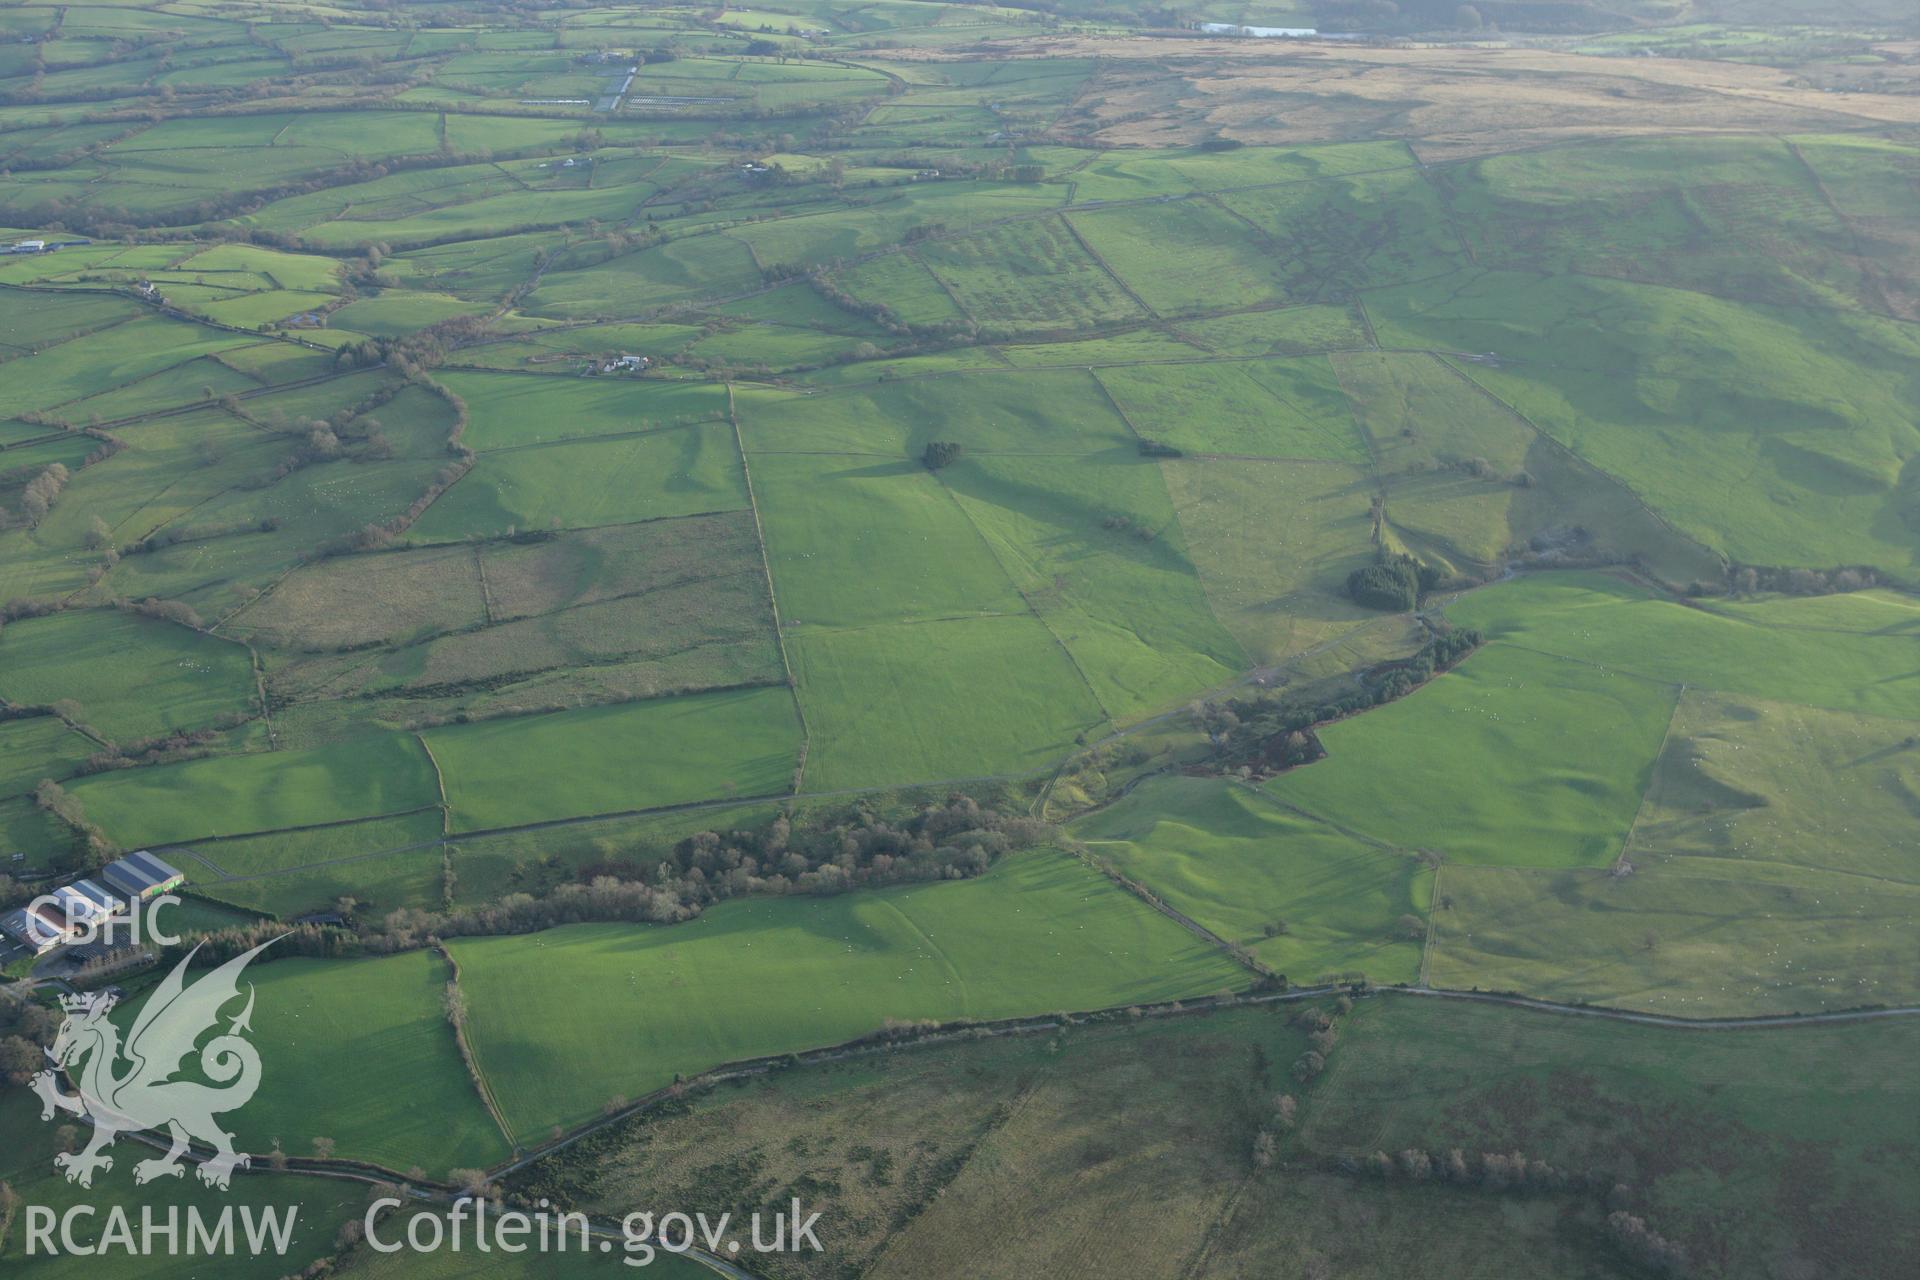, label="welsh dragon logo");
[30,940,275,1190]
